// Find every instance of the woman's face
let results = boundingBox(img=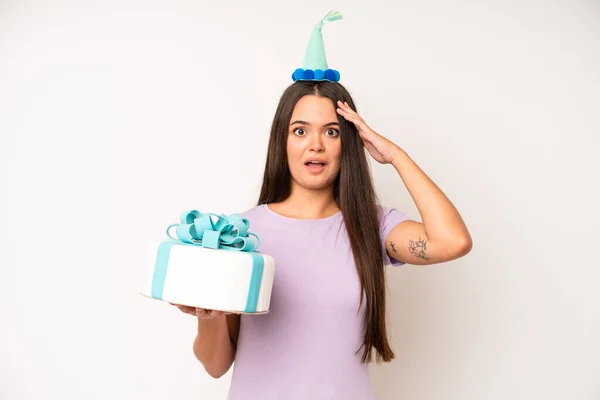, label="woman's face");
[286,95,342,192]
